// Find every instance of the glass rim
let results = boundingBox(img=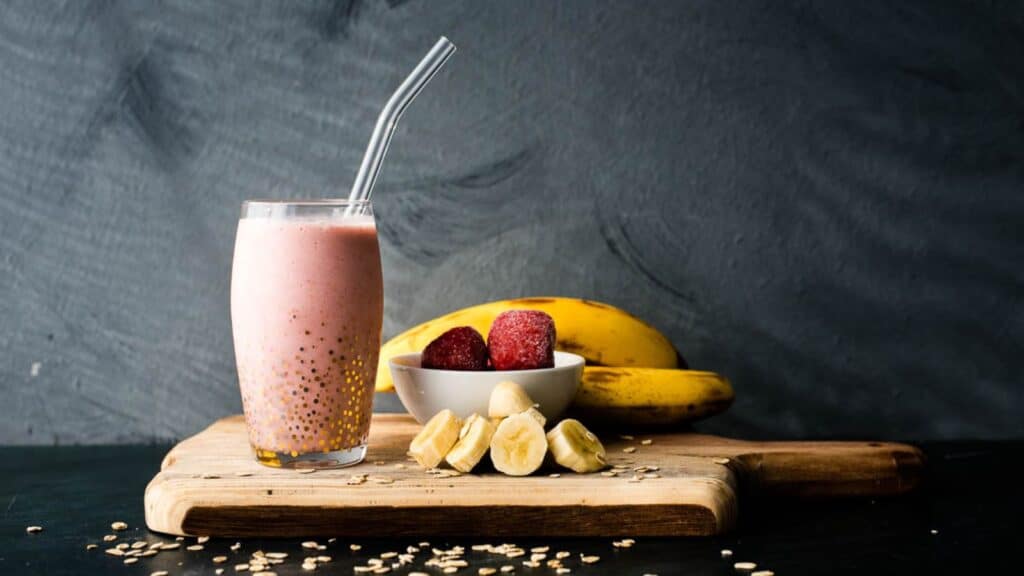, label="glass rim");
[242,198,372,208]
